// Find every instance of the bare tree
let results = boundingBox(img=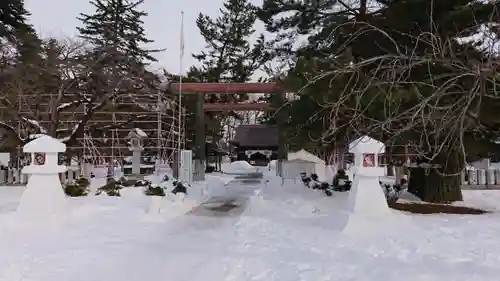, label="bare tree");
[0,37,158,156]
